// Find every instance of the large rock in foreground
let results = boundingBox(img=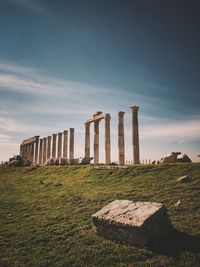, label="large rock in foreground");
[92,200,173,246]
